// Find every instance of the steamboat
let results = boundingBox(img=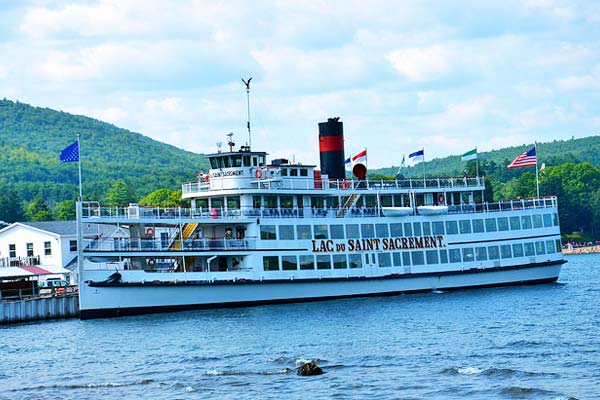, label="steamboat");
[78,118,564,319]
